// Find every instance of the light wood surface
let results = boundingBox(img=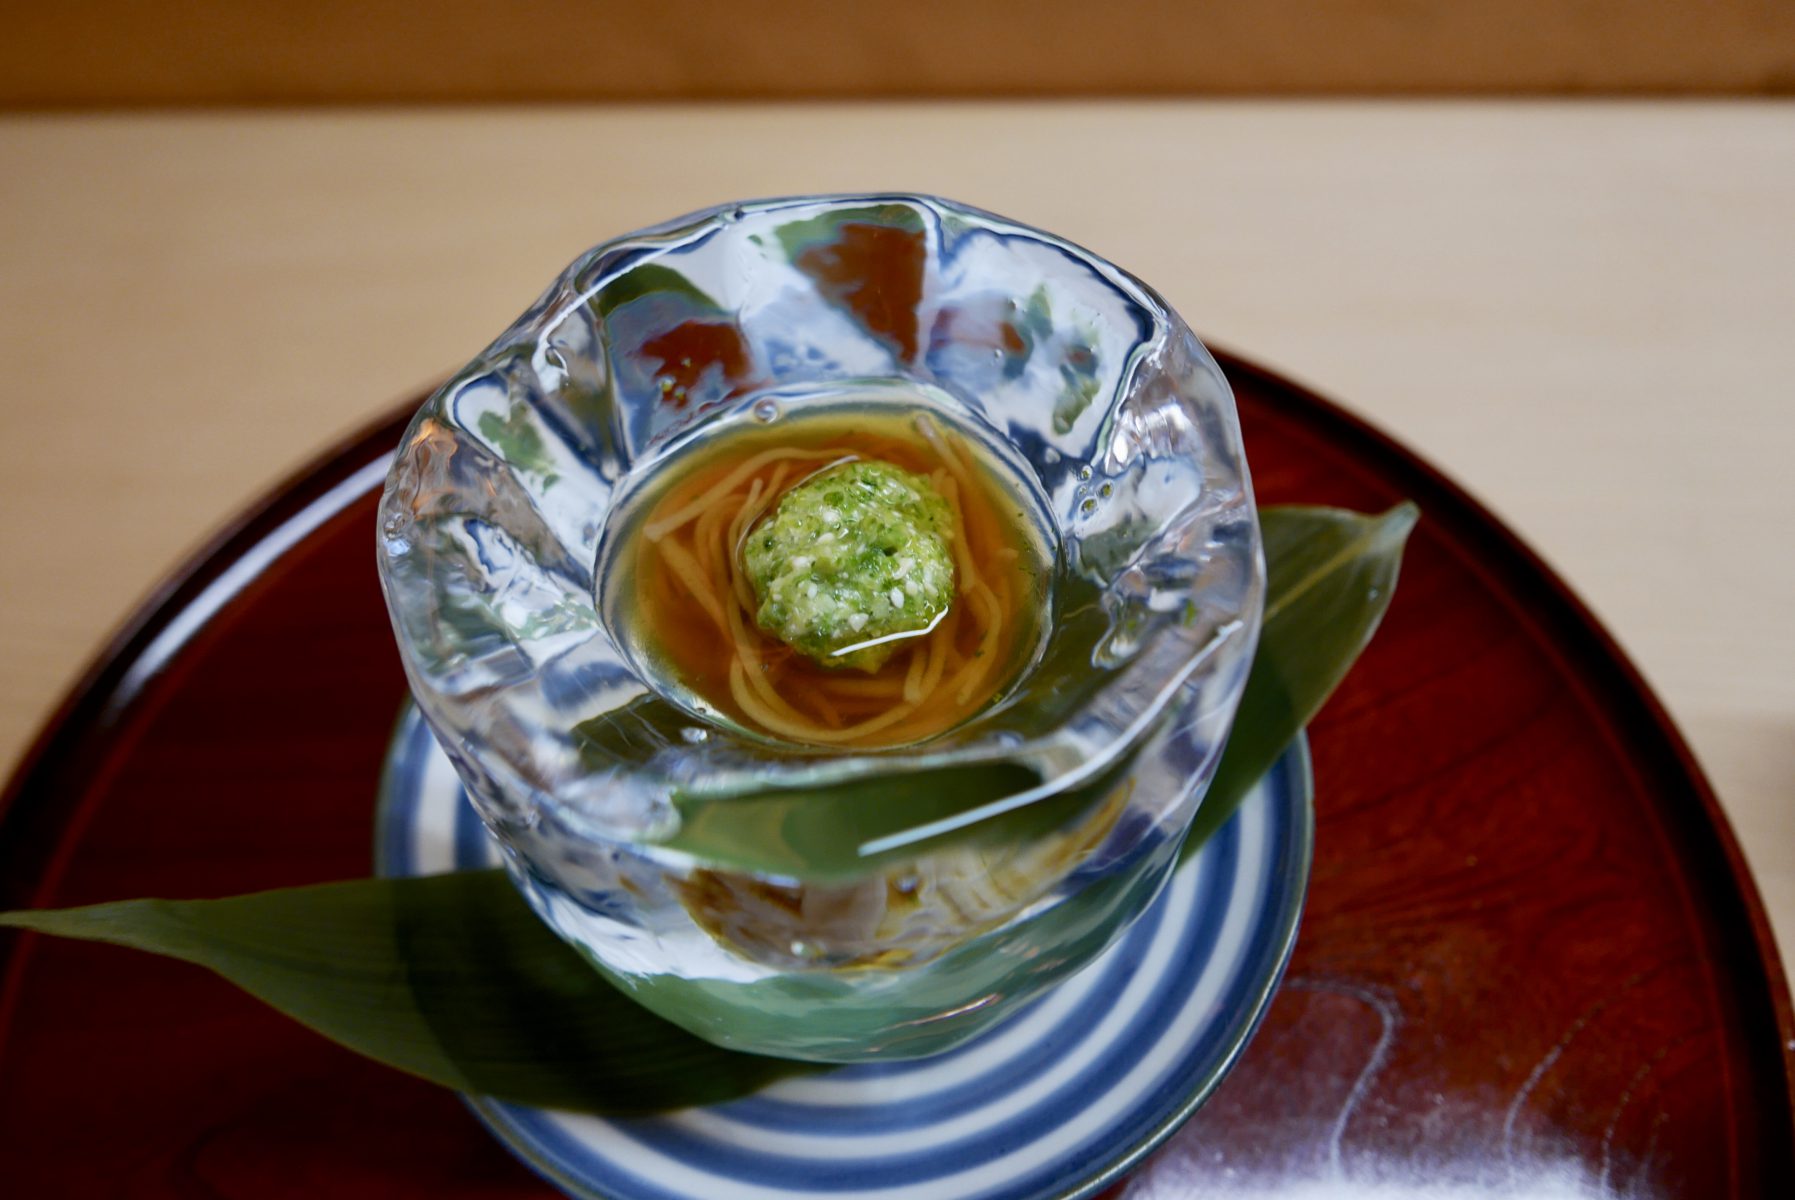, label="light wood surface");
[1,103,1790,974]
[8,2,1795,104]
